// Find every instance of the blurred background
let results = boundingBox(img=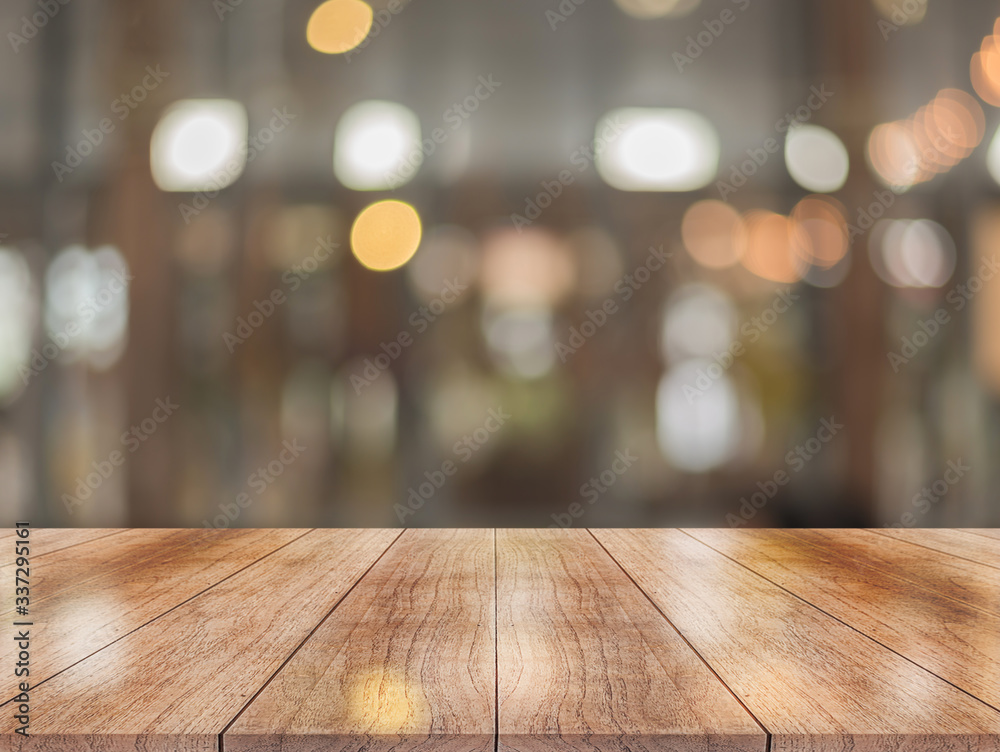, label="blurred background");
[1,0,999,528]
